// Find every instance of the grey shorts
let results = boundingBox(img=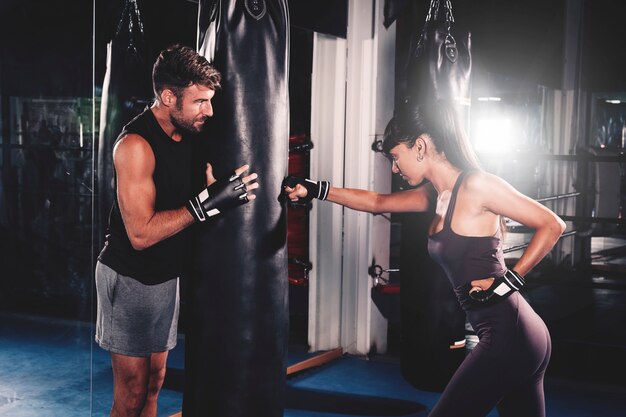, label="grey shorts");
[95,261,179,357]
